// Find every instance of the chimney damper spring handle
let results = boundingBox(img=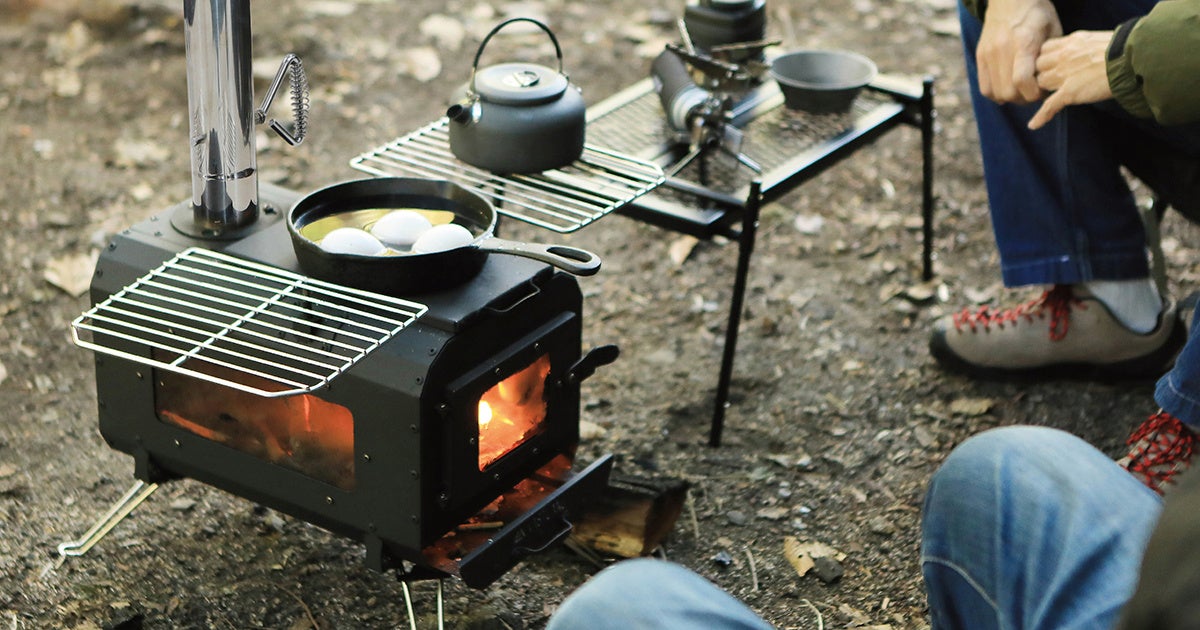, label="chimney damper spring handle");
[256,53,310,146]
